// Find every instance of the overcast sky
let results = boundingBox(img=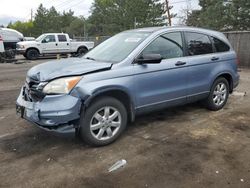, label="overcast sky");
[0,0,200,26]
